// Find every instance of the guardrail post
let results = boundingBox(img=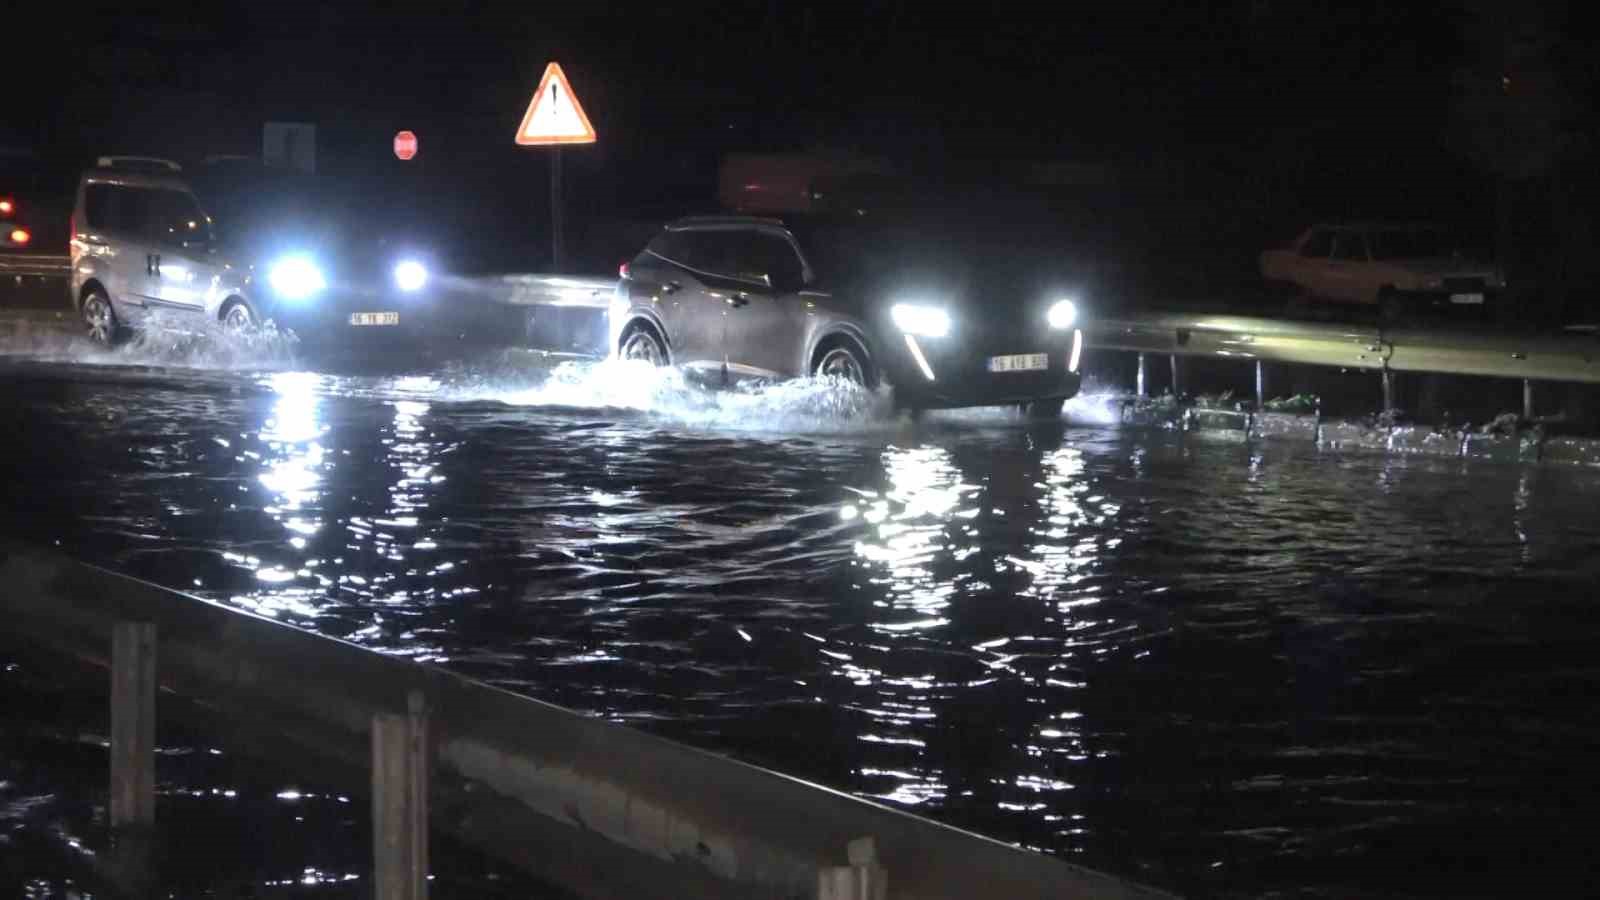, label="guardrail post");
[110,622,156,828]
[1254,359,1267,410]
[373,690,430,900]
[1381,368,1396,412]
[1169,354,1181,397]
[818,836,887,900]
[1523,379,1535,421]
[1136,352,1148,397]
